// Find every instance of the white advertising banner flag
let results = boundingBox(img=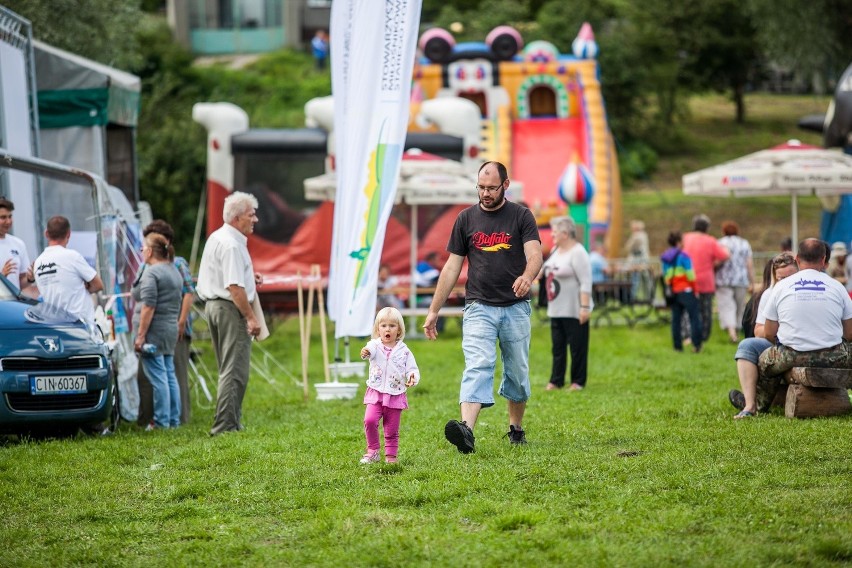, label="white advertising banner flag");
[328,0,422,337]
